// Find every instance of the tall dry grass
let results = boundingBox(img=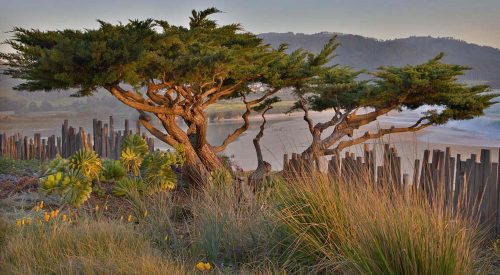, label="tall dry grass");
[273,171,489,274]
[188,169,275,268]
[0,218,185,274]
